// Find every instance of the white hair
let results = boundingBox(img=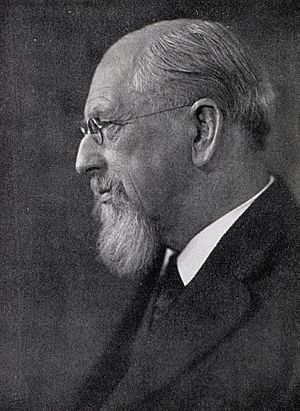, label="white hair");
[92,172,158,278]
[129,19,274,149]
